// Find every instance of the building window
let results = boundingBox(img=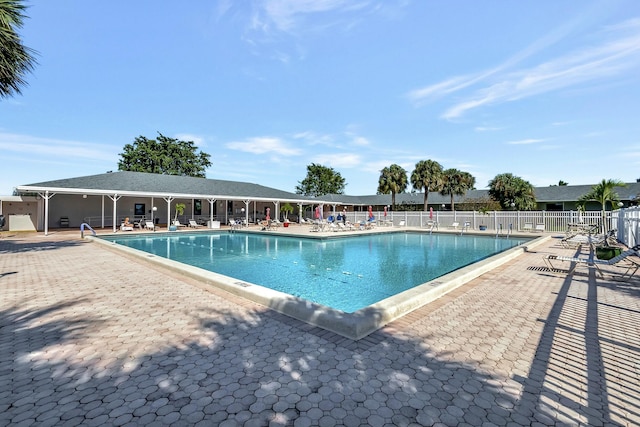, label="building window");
[546,203,563,211]
[134,203,145,216]
[194,200,202,216]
